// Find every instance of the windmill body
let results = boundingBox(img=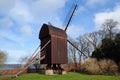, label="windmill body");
[39,24,68,74]
[39,24,68,64]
